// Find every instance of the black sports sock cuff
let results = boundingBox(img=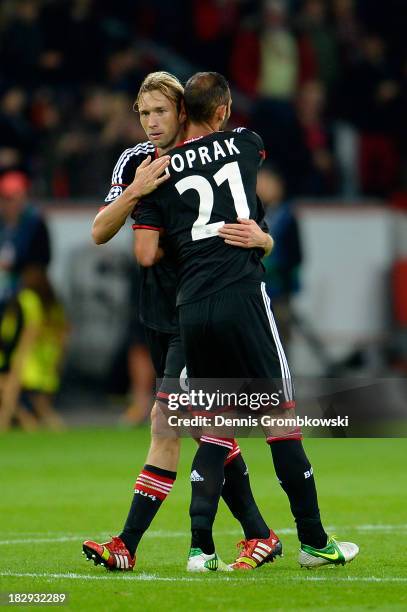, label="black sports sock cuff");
[144,464,177,480]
